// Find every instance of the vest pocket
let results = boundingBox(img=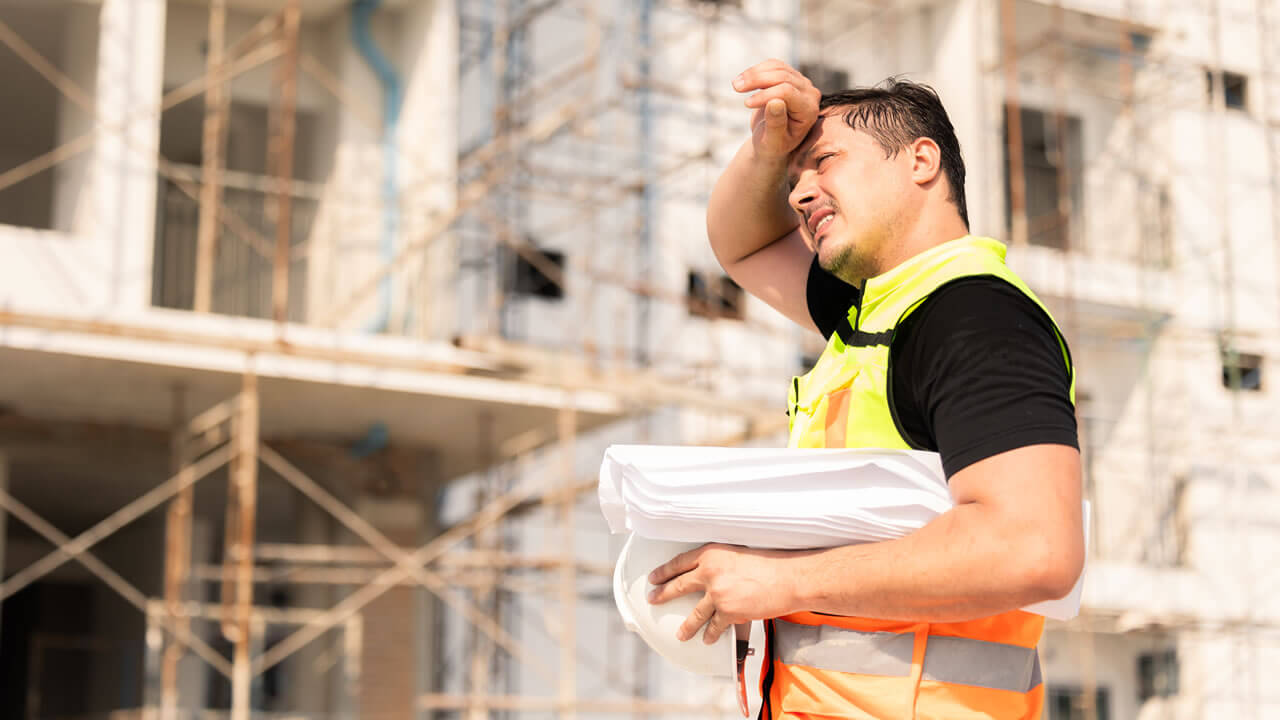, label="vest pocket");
[821,389,852,448]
